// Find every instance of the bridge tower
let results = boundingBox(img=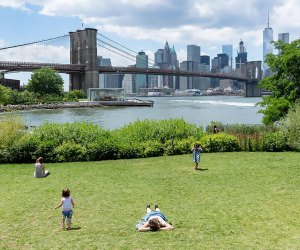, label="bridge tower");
[69,28,99,93]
